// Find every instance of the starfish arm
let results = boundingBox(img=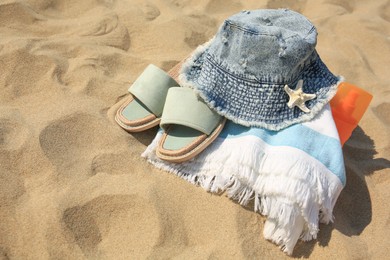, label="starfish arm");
[295,79,304,90]
[284,84,295,108]
[303,93,317,102]
[297,102,311,113]
[287,99,295,108]
[284,84,294,95]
